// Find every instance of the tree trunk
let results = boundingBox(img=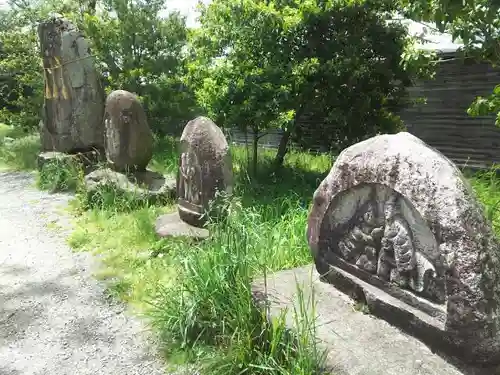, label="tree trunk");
[38,17,105,153]
[274,128,291,168]
[252,127,259,177]
[273,108,302,168]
